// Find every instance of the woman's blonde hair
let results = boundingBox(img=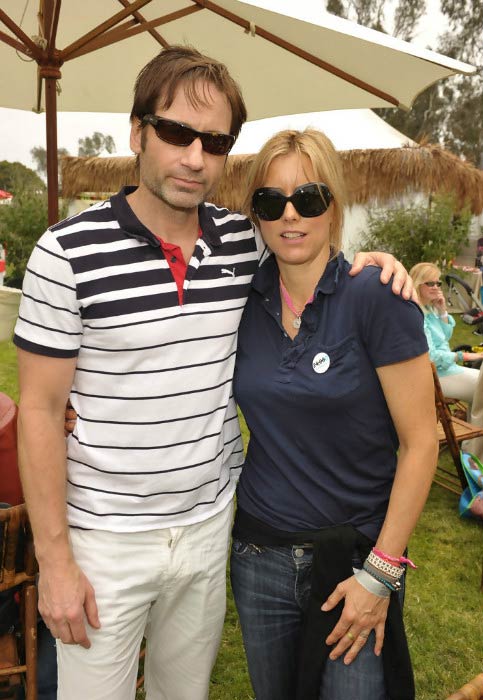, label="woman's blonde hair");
[242,129,347,254]
[409,262,441,310]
